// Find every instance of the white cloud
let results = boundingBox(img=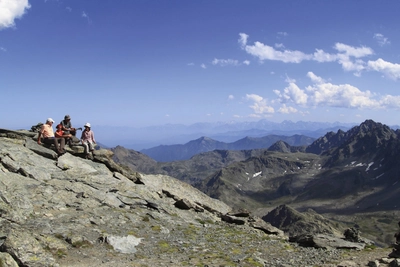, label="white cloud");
[0,0,31,30]
[187,62,194,66]
[284,76,296,83]
[278,104,298,114]
[374,33,390,46]
[274,82,308,105]
[238,33,248,48]
[212,58,239,66]
[313,49,337,63]
[201,63,206,69]
[228,95,234,100]
[307,72,325,84]
[243,60,250,65]
[277,31,288,37]
[243,41,311,63]
[273,72,400,110]
[245,94,274,114]
[334,43,373,58]
[336,54,366,73]
[379,95,400,108]
[237,33,390,77]
[305,81,377,109]
[0,47,6,52]
[367,58,400,80]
